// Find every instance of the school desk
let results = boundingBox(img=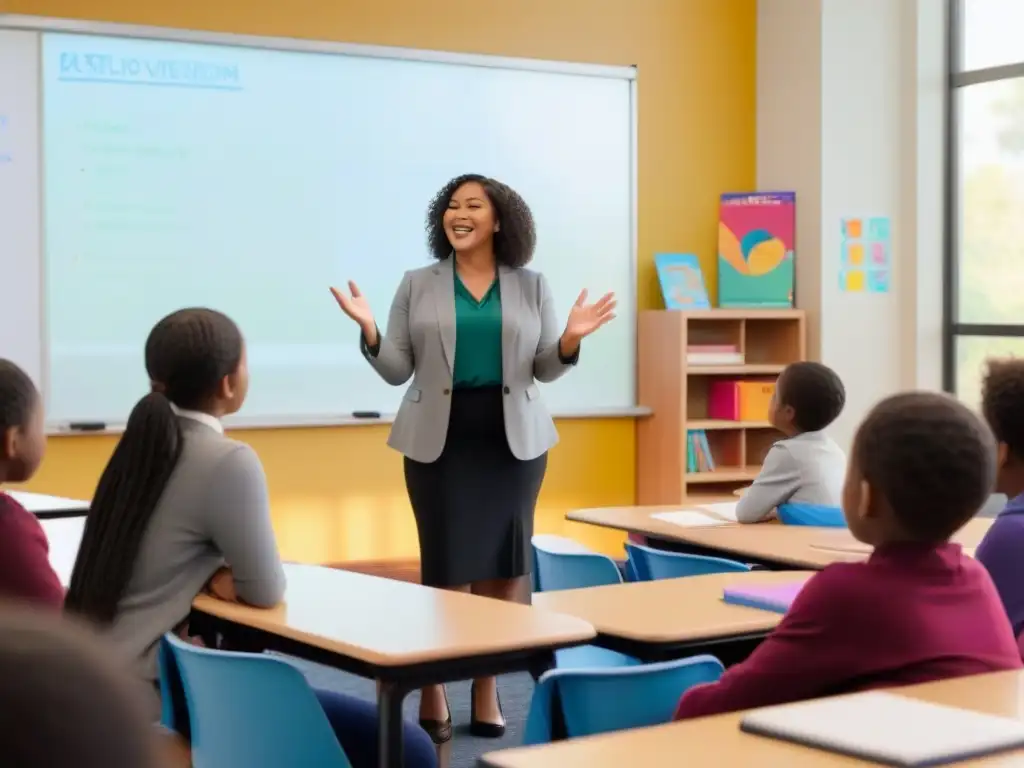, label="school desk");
[190,563,595,768]
[479,670,1024,768]
[5,489,89,519]
[40,515,85,586]
[532,570,813,663]
[567,506,992,569]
